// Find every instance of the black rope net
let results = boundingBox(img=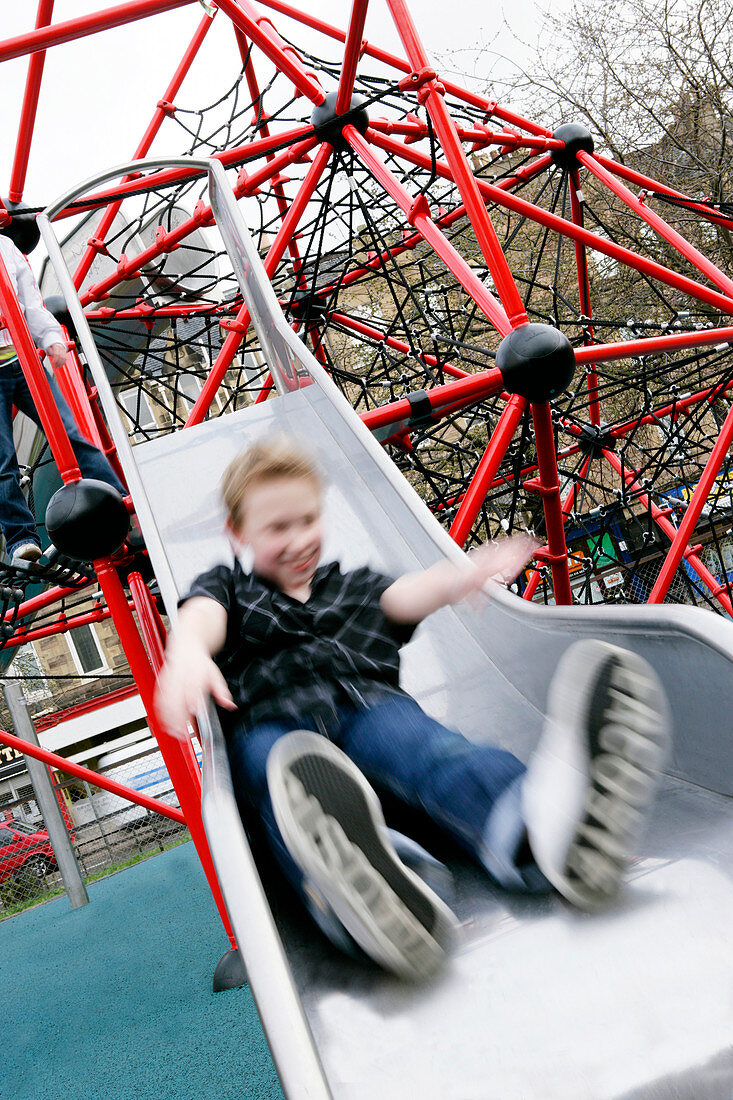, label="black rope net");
[32,36,733,618]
